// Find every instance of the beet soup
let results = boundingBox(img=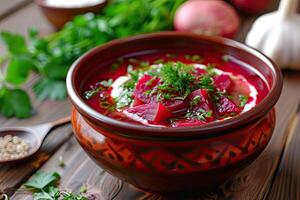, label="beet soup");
[83,51,269,127]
